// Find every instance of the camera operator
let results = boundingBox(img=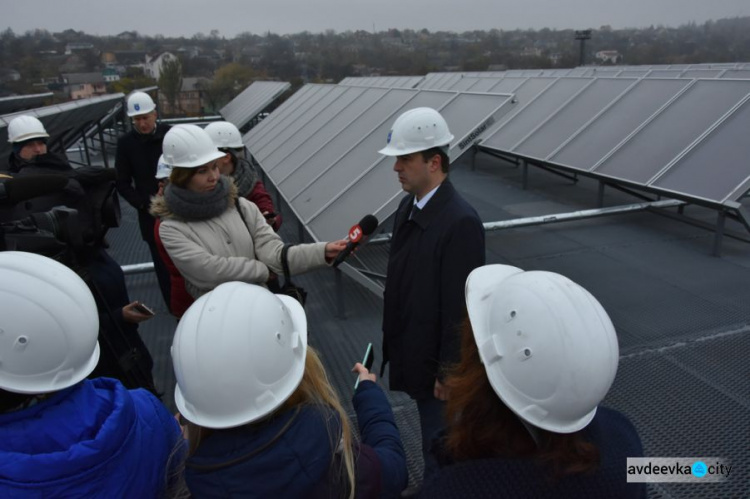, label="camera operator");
[1,115,159,395]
